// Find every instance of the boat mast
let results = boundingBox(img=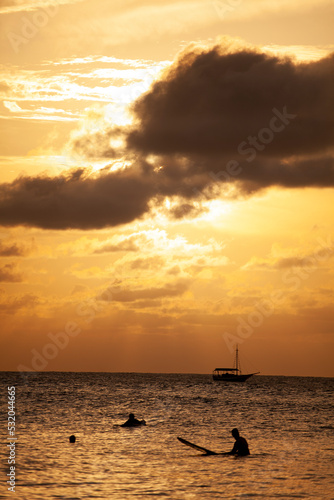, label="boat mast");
[235,344,239,372]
